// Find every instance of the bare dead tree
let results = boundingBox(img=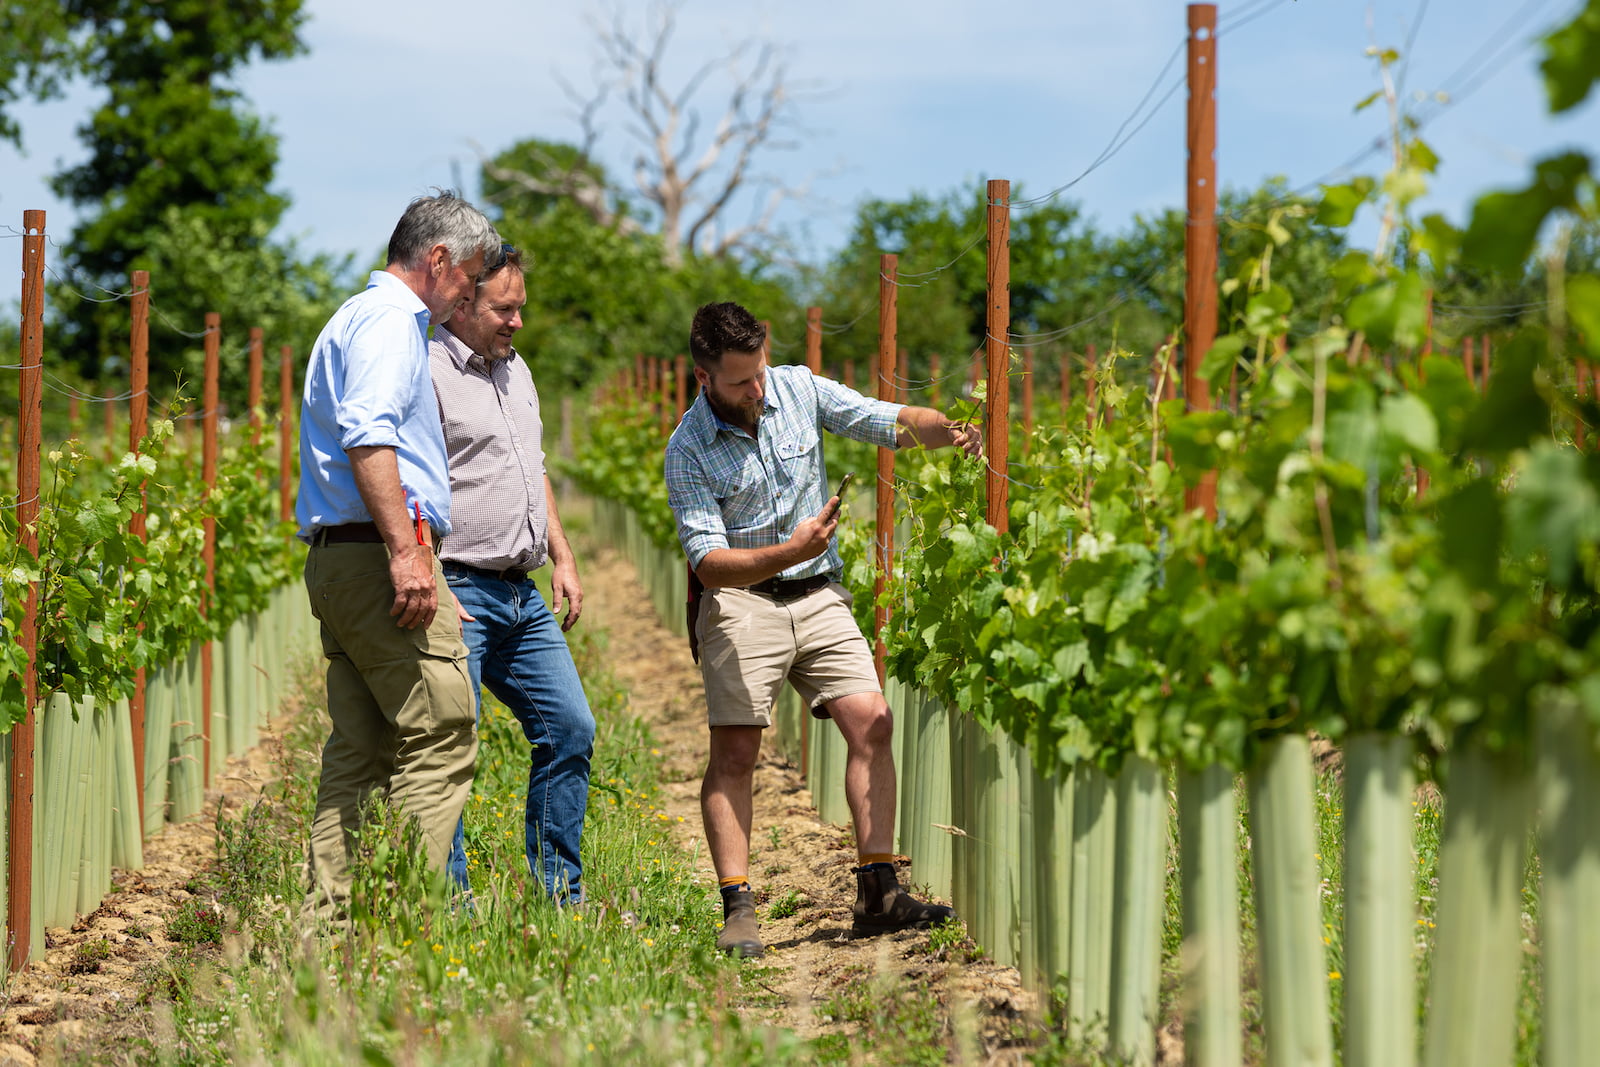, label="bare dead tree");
[587,0,807,265]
